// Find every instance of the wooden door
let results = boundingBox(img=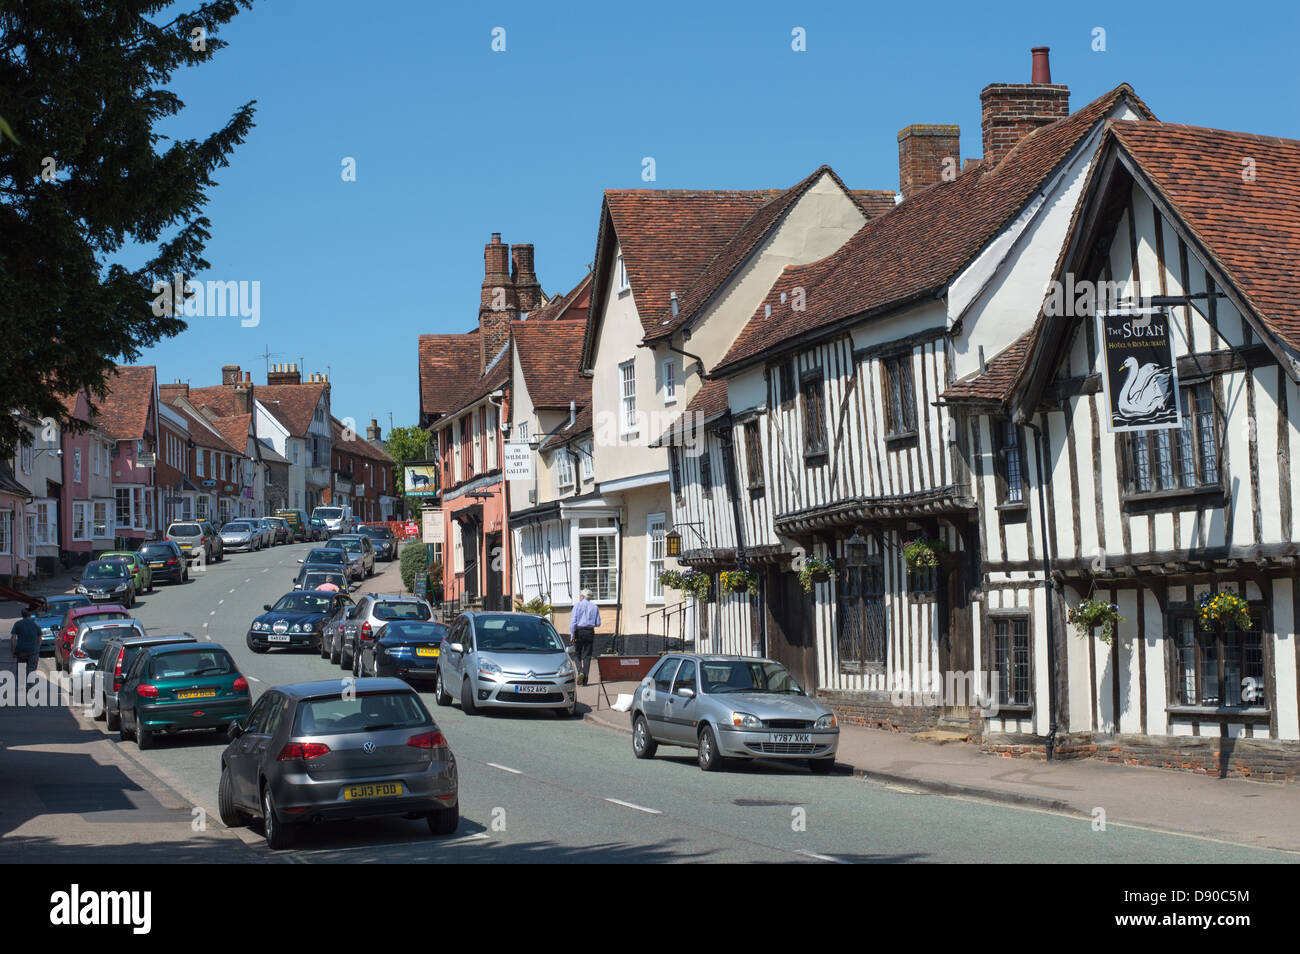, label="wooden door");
[938,549,974,715]
[765,567,818,691]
